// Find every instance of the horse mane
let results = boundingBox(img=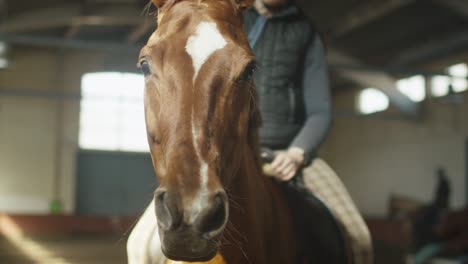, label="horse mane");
[247,82,261,149]
[157,0,243,15]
